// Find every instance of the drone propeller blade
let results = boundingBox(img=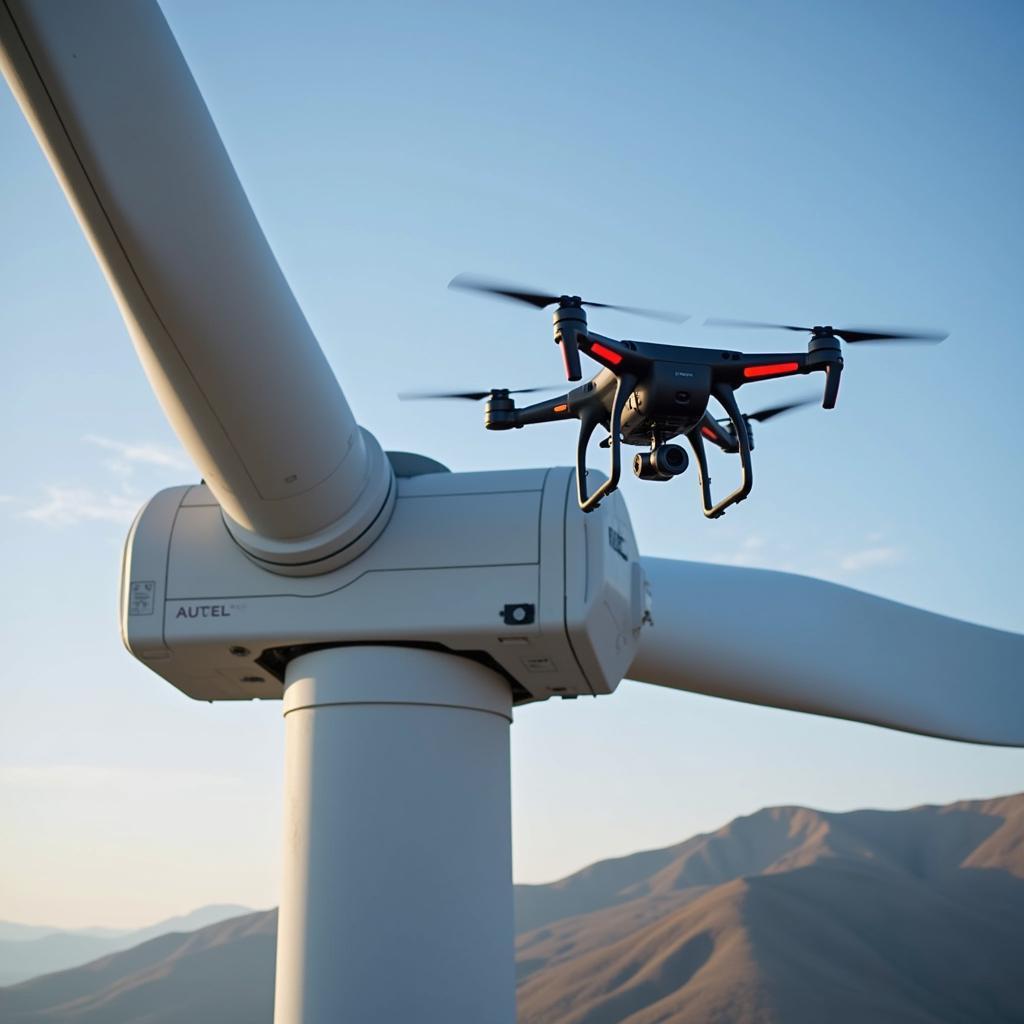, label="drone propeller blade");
[629,558,1024,747]
[832,327,948,344]
[399,390,494,402]
[705,318,808,332]
[706,318,947,344]
[397,386,559,402]
[448,274,561,309]
[449,274,689,323]
[575,300,690,324]
[746,397,818,423]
